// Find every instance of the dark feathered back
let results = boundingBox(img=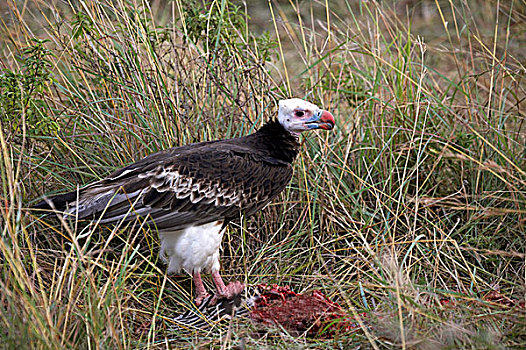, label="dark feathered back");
[33,119,299,231]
